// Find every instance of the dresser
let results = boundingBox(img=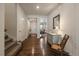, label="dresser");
[47,32,61,45]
